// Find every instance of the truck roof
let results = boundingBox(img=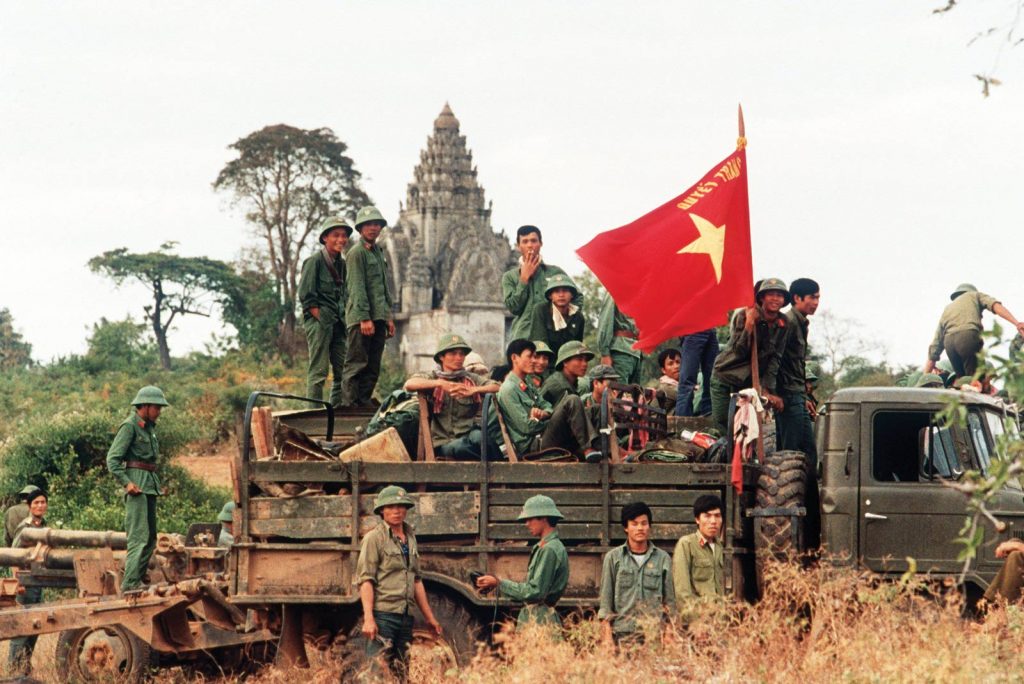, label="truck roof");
[828,386,1007,409]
